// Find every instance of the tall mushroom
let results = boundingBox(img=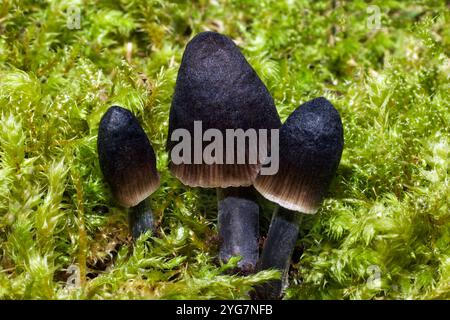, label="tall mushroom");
[167,31,281,272]
[253,97,344,299]
[97,106,160,240]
